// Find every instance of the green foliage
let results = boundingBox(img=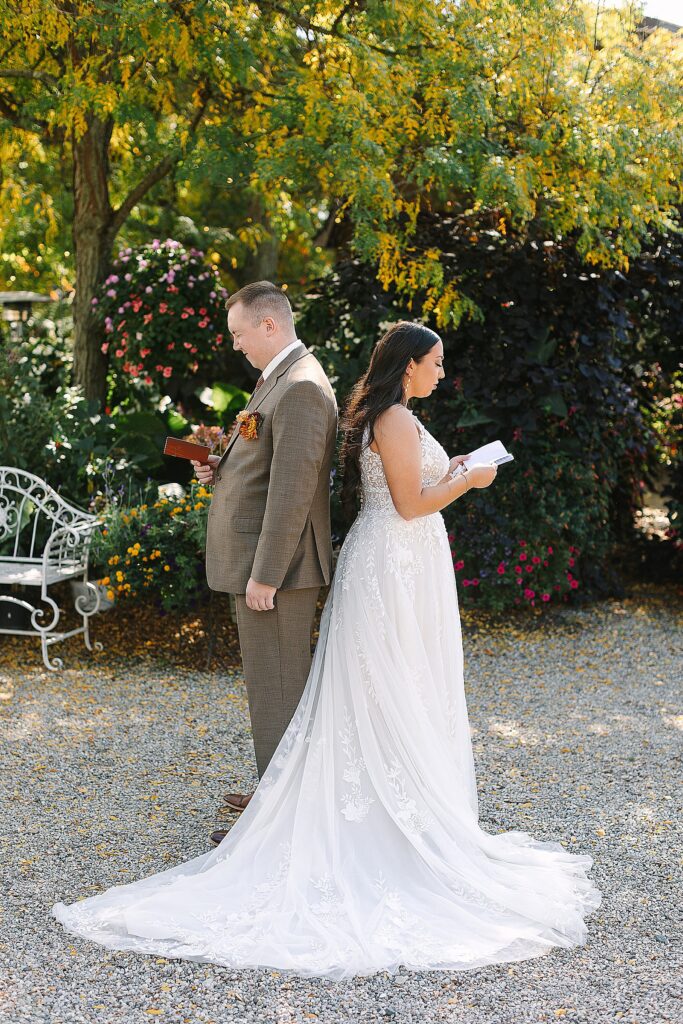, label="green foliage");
[0,340,123,503]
